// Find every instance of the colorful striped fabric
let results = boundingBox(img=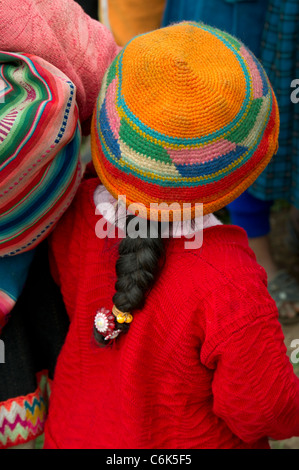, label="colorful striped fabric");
[0,371,50,448]
[248,0,299,207]
[91,22,279,222]
[0,52,82,256]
